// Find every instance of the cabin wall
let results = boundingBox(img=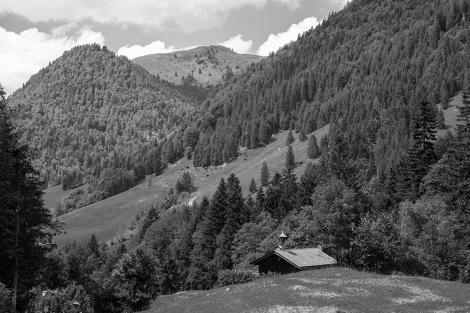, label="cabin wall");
[258,255,299,275]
